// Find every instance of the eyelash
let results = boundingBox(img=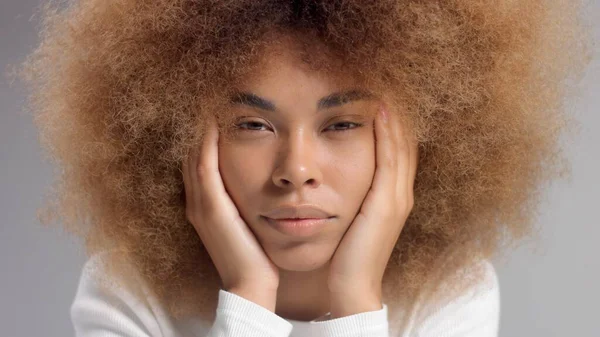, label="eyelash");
[236,121,364,133]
